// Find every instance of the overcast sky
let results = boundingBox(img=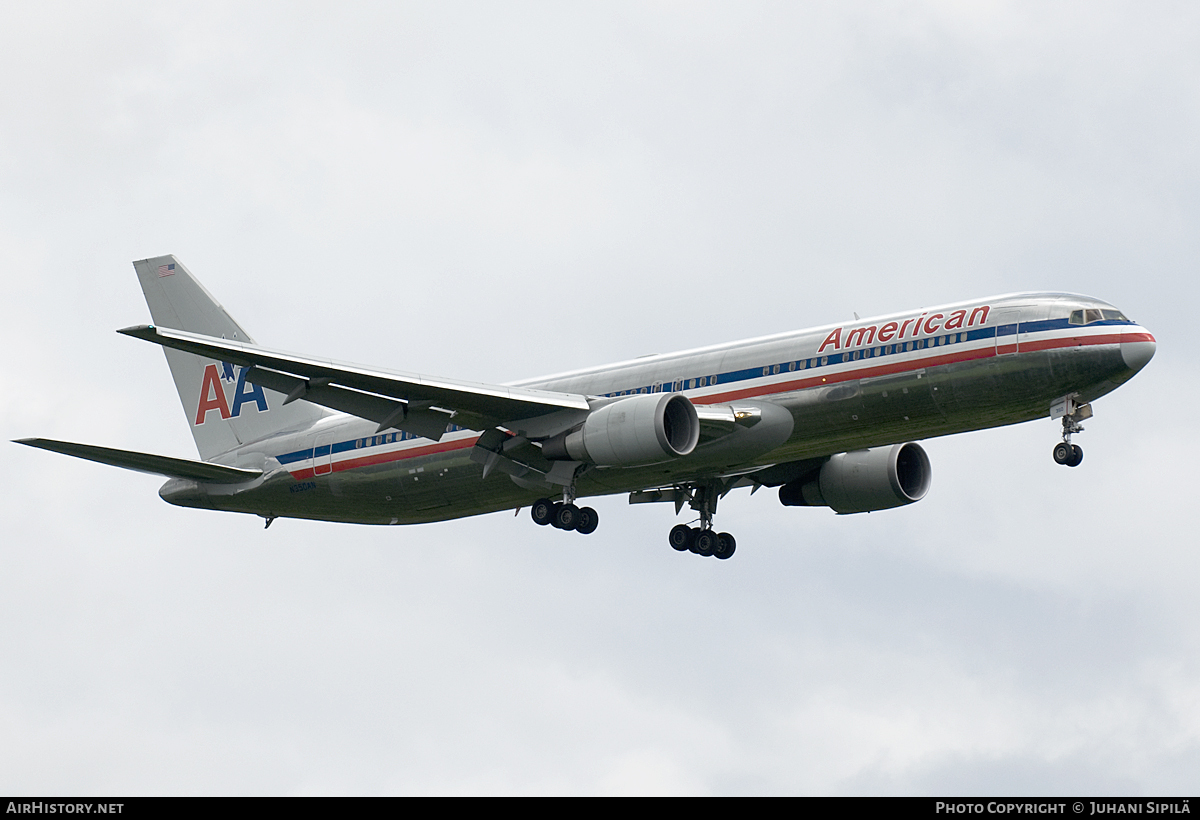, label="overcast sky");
[2,1,1197,795]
